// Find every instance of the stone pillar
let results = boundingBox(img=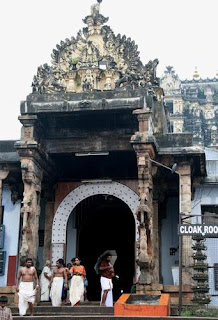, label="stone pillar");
[178,163,192,285]
[20,158,43,265]
[15,114,55,266]
[43,201,55,264]
[0,169,9,223]
[131,109,157,286]
[19,115,40,142]
[15,114,44,265]
[152,200,159,283]
[134,147,155,285]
